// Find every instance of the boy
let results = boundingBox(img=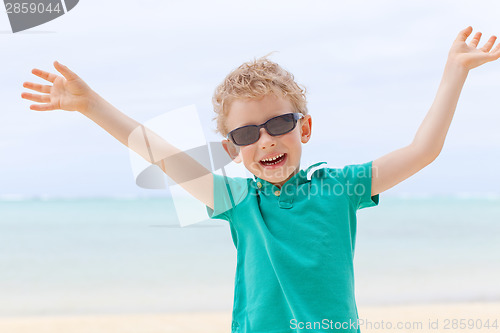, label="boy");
[21,26,499,332]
